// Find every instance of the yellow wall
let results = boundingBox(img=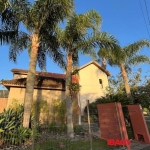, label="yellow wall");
[78,63,109,114]
[0,98,8,113]
[7,87,66,124]
[7,87,65,107]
